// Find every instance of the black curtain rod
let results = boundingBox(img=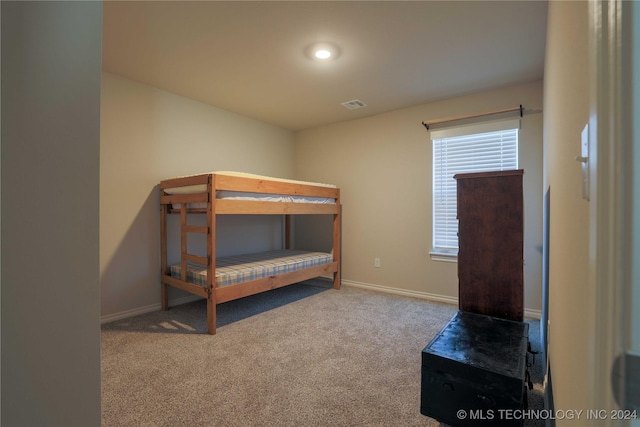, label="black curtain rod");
[422,105,523,131]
